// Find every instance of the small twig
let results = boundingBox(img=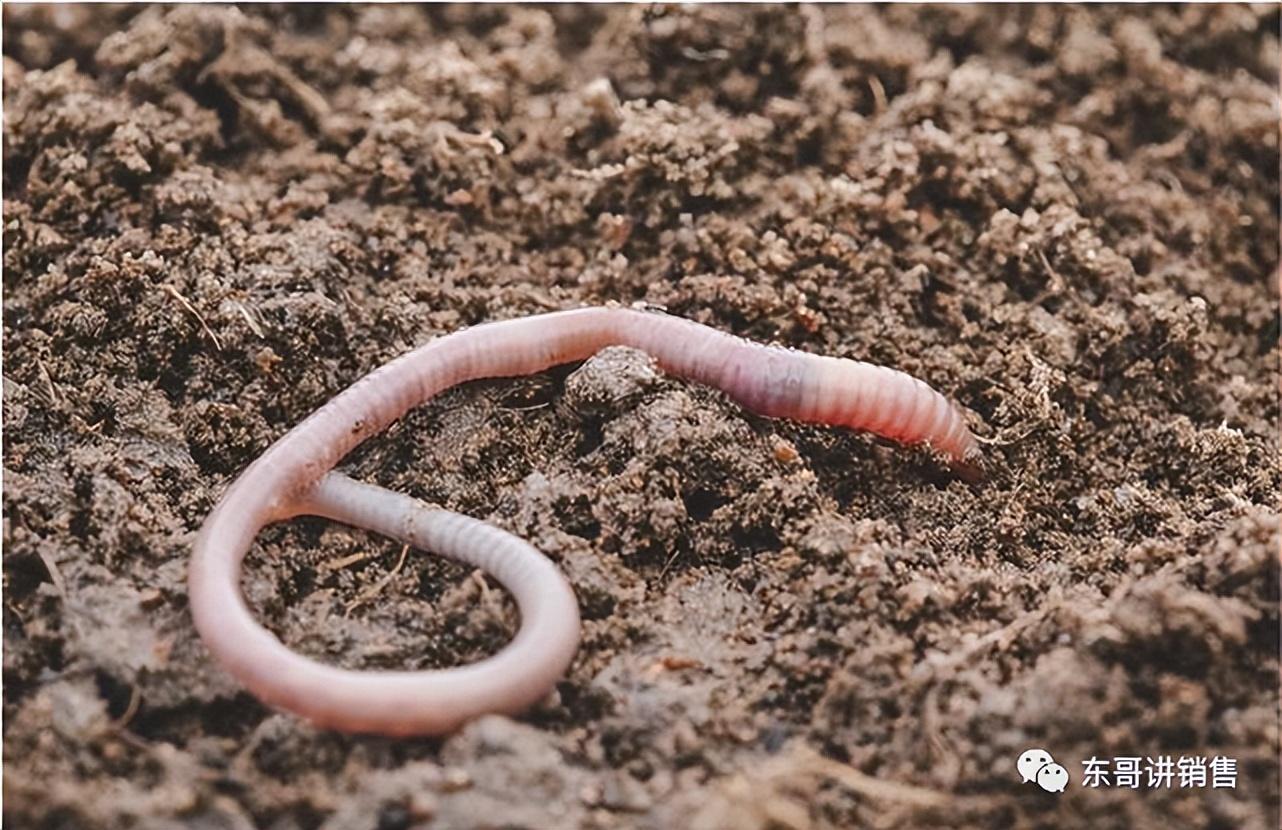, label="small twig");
[470,569,492,605]
[912,602,1057,683]
[1032,248,1065,304]
[811,753,954,809]
[344,544,409,617]
[500,399,552,412]
[232,301,265,338]
[680,45,730,62]
[658,548,683,582]
[111,684,142,730]
[320,550,376,573]
[163,285,223,351]
[36,547,67,602]
[973,422,1046,447]
[868,75,888,115]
